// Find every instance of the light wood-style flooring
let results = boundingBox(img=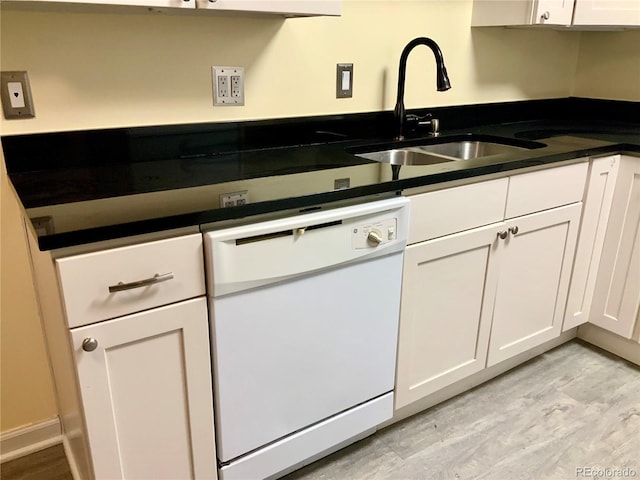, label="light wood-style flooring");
[2,340,638,480]
[285,340,640,480]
